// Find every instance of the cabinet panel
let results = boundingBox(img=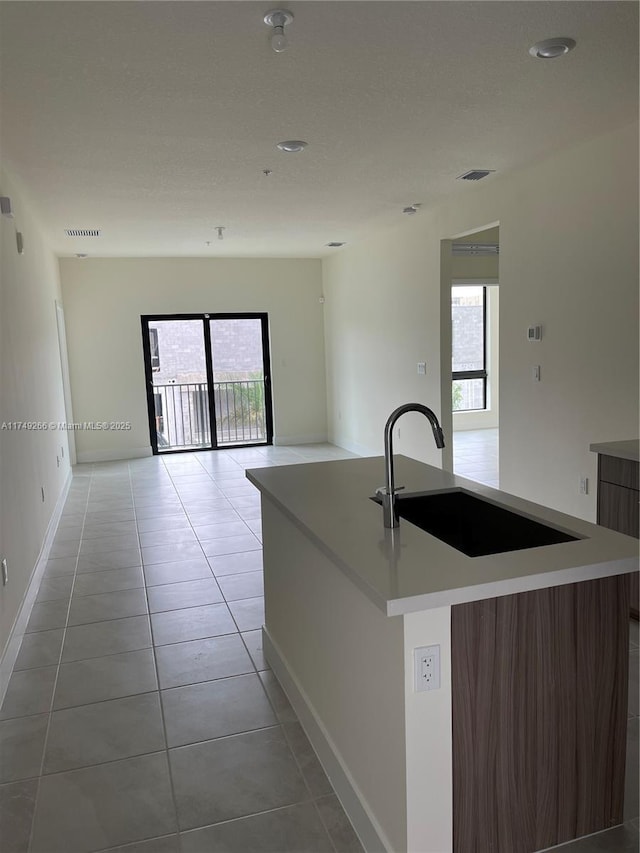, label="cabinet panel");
[597,482,640,538]
[599,455,639,490]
